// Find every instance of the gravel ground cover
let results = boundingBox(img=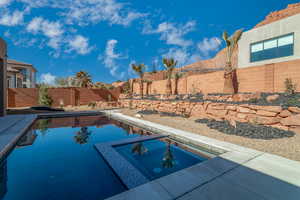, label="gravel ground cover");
[120,109,300,161]
[195,118,295,140]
